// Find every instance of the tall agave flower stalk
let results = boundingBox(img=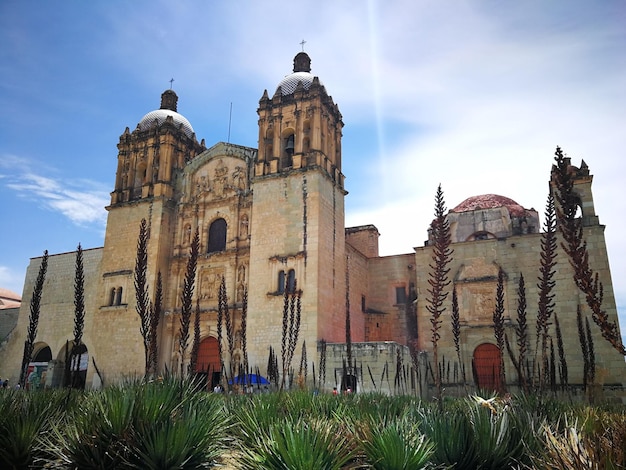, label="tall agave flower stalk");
[240,285,249,380]
[134,218,151,375]
[549,338,557,392]
[148,271,162,375]
[280,278,290,388]
[318,339,327,390]
[584,317,595,384]
[426,184,453,404]
[535,193,558,391]
[298,340,307,385]
[67,244,86,389]
[493,268,507,391]
[178,228,199,377]
[281,282,302,390]
[189,297,201,375]
[552,147,625,356]
[451,286,467,388]
[222,276,235,380]
[576,305,590,392]
[345,255,353,377]
[267,346,279,385]
[20,250,48,388]
[553,310,568,390]
[217,277,224,384]
[505,274,529,392]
